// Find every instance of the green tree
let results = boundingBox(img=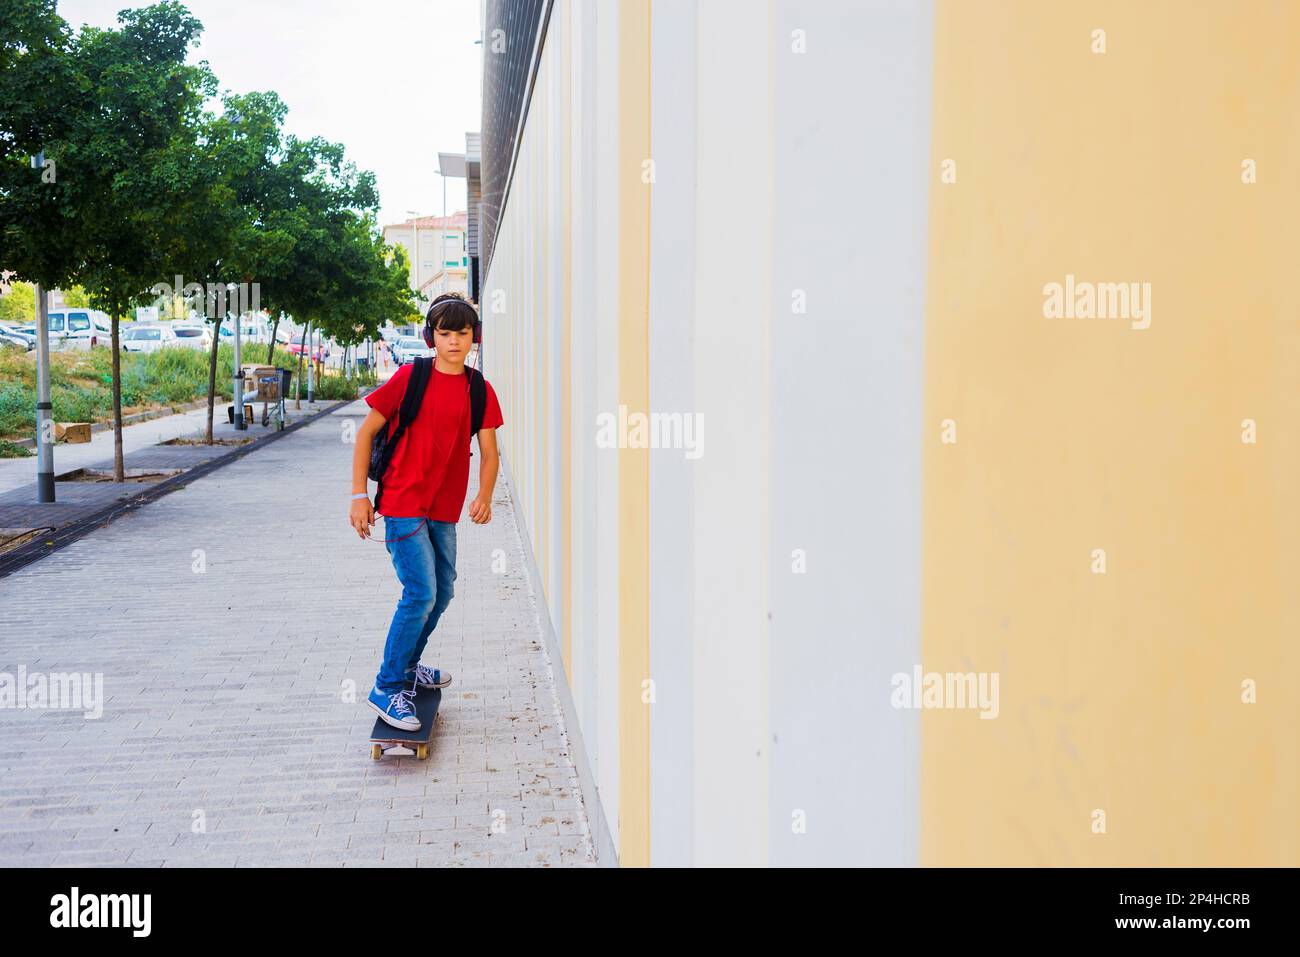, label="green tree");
[61,3,215,479]
[0,0,81,293]
[259,138,381,403]
[61,285,90,307]
[0,280,34,324]
[168,90,295,441]
[325,216,419,356]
